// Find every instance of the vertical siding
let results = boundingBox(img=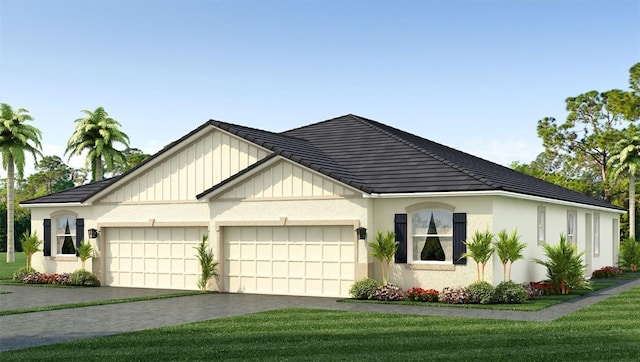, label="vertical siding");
[97,130,270,203]
[219,160,357,199]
